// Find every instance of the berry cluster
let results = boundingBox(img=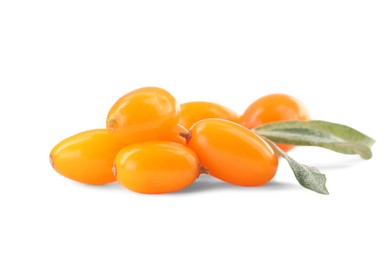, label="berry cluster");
[50,87,311,194]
